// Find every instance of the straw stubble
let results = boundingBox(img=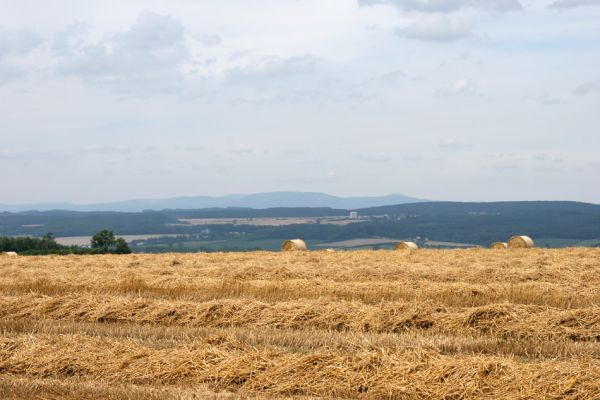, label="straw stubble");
[0,249,599,399]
